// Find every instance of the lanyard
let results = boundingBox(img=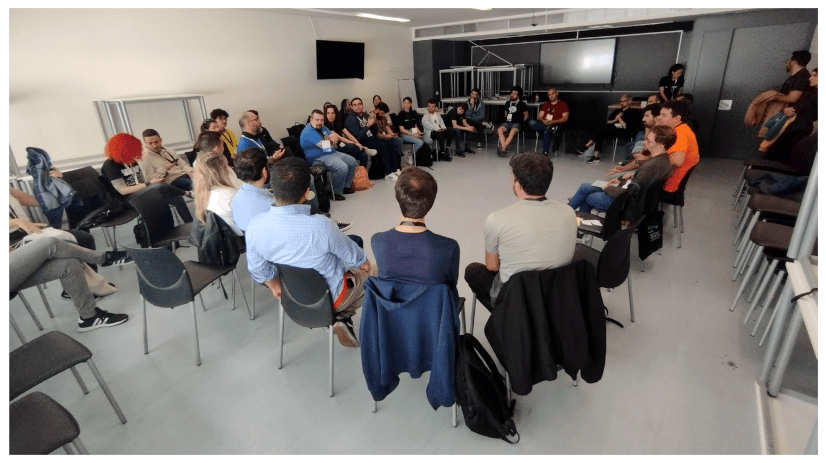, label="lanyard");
[222,131,235,147]
[242,136,265,151]
[399,221,426,227]
[524,196,547,202]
